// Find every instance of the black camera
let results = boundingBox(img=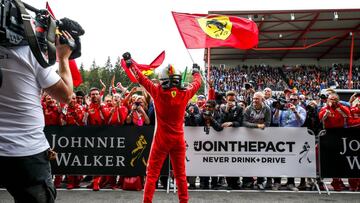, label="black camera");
[272,97,287,110]
[244,83,253,90]
[203,110,212,117]
[319,93,328,100]
[134,101,141,106]
[0,0,84,67]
